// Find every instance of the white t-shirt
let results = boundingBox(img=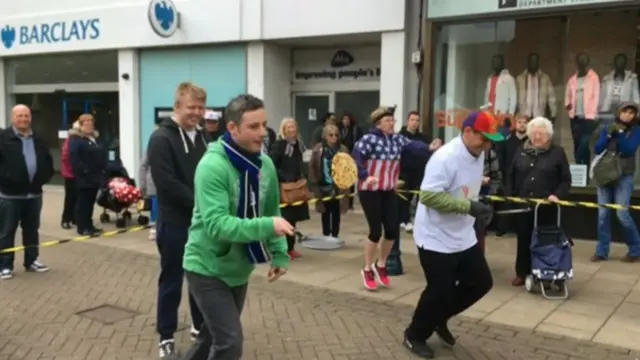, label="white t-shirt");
[413,136,484,253]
